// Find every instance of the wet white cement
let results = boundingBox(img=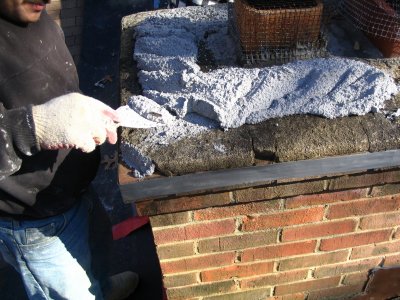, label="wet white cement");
[121,5,399,177]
